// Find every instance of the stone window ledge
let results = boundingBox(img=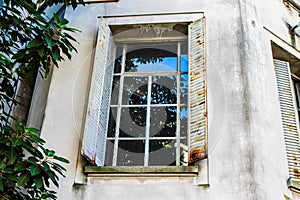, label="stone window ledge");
[84,166,199,177]
[82,158,208,185]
